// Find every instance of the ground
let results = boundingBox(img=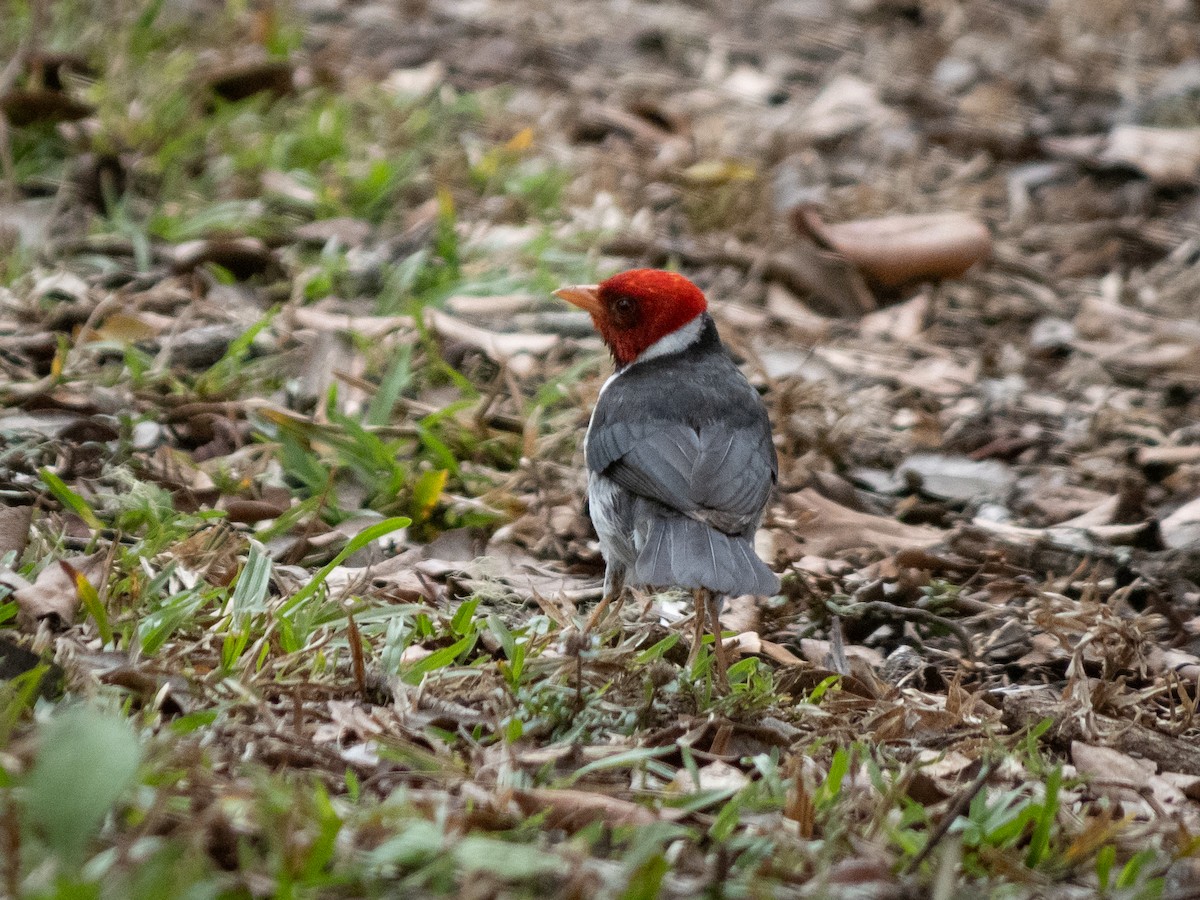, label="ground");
[2,0,1200,897]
